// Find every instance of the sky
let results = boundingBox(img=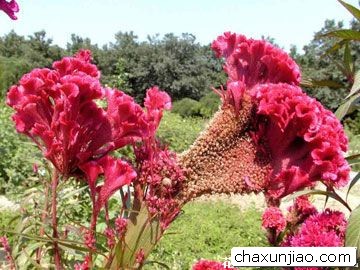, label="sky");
[0,0,359,52]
